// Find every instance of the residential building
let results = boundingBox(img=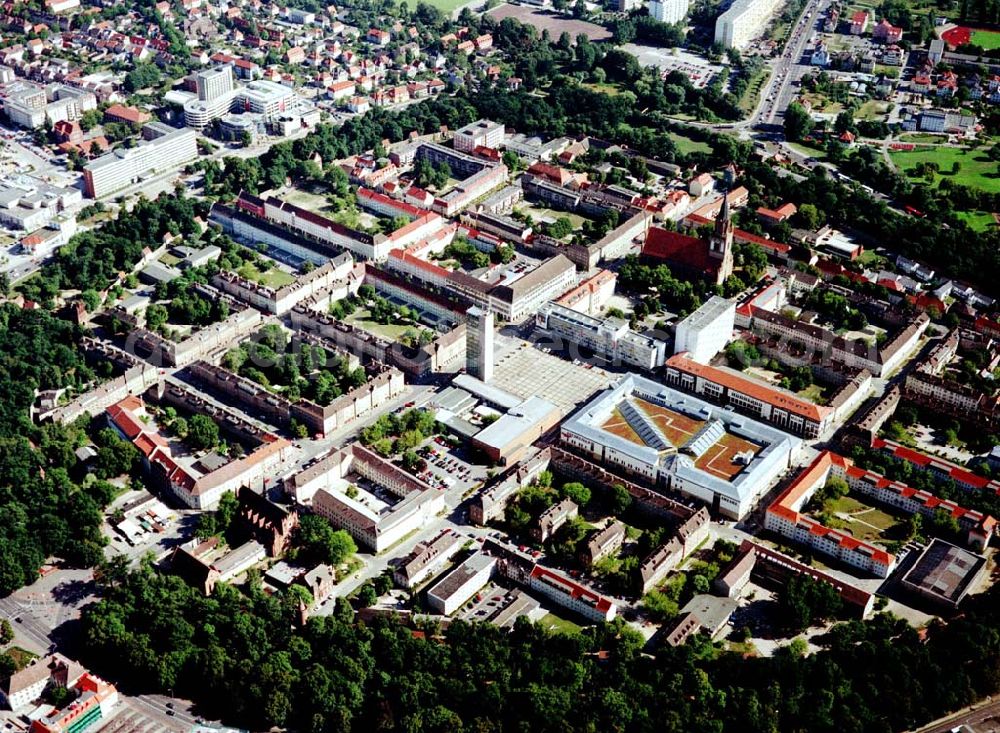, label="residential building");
[715,0,785,48]
[849,10,870,34]
[664,352,834,438]
[764,452,896,577]
[426,553,496,615]
[29,674,118,733]
[308,444,445,553]
[527,564,617,622]
[394,529,465,589]
[532,498,579,543]
[580,521,626,567]
[648,0,689,23]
